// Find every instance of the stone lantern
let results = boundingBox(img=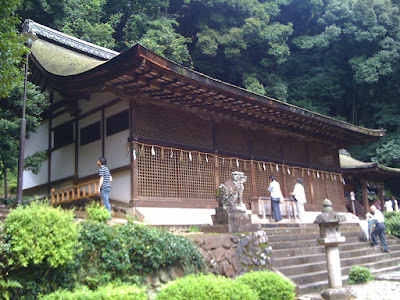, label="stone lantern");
[314,199,350,300]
